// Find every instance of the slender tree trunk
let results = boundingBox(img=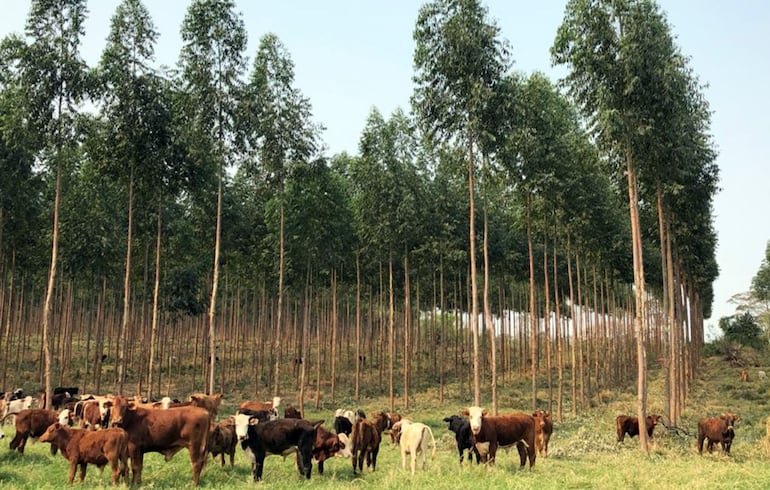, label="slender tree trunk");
[41,158,62,410]
[208,165,223,395]
[483,204,496,414]
[553,241,564,422]
[467,135,480,406]
[403,254,410,410]
[527,195,537,411]
[543,234,552,414]
[355,252,361,402]
[118,172,134,393]
[567,238,577,415]
[273,201,286,397]
[147,200,162,400]
[388,258,394,411]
